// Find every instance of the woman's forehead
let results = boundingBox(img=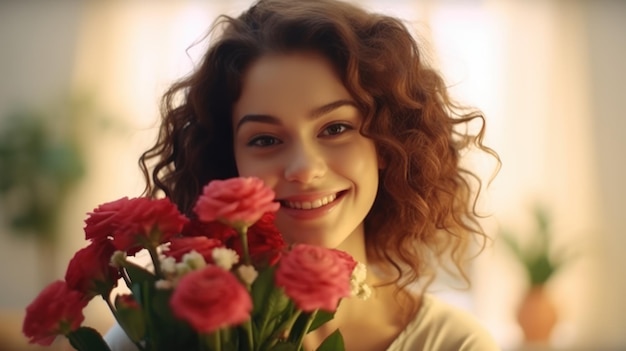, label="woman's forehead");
[233,52,352,122]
